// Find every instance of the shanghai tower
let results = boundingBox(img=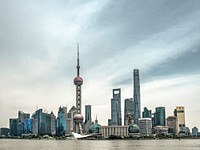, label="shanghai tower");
[133,69,141,124]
